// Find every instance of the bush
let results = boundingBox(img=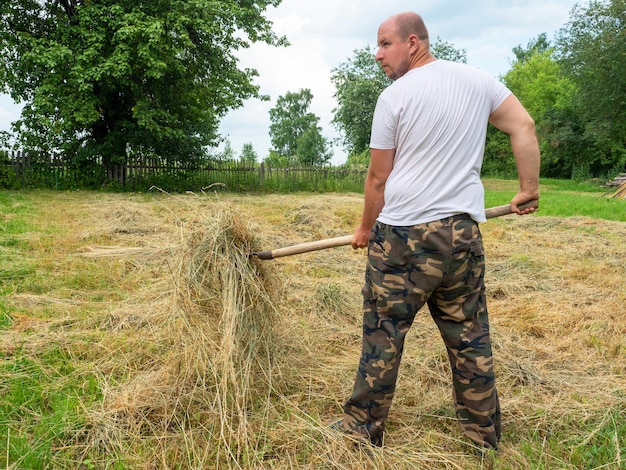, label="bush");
[0,151,19,189]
